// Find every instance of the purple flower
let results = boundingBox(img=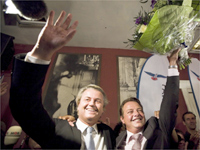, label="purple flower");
[151,0,157,8]
[135,17,142,25]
